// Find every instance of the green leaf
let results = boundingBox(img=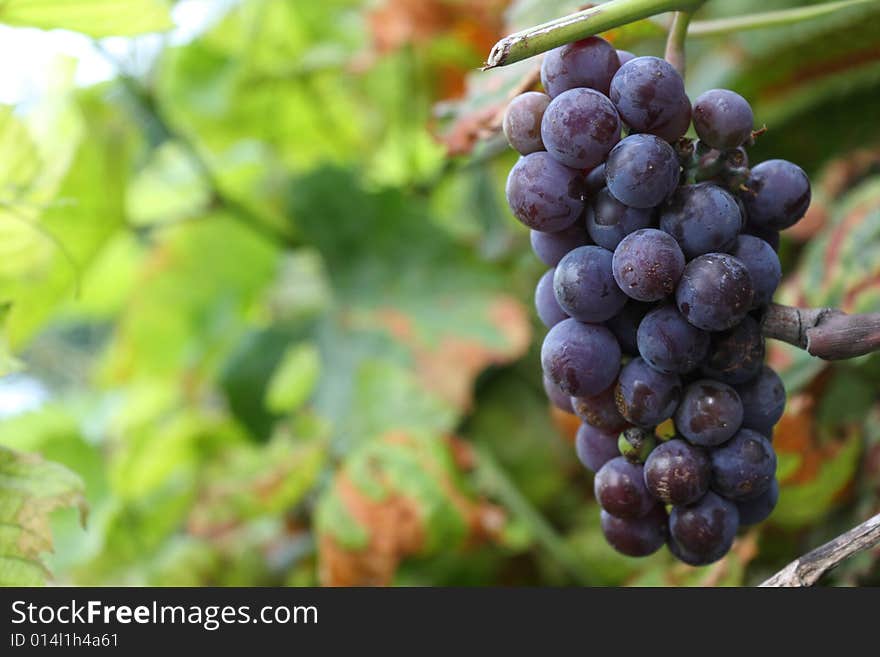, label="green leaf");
[265,343,321,414]
[0,0,173,37]
[0,446,87,585]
